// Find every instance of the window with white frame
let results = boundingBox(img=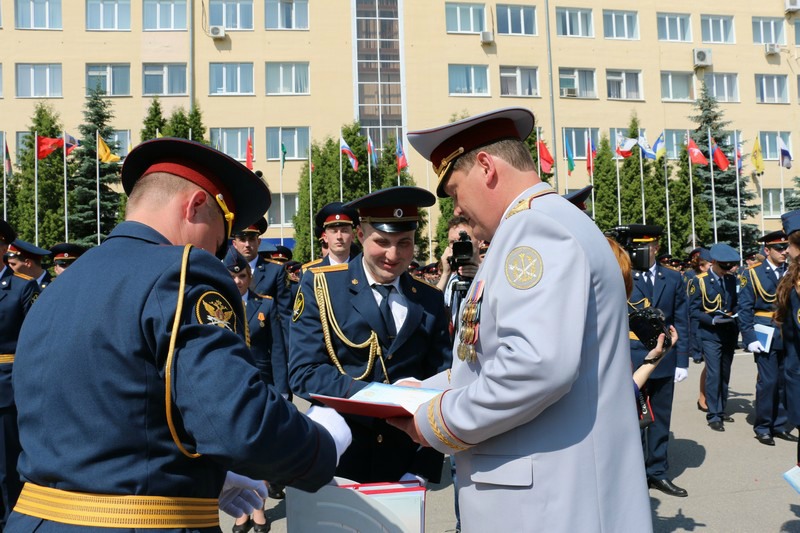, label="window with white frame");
[500,66,537,97]
[796,19,800,46]
[15,0,62,29]
[763,188,788,217]
[266,127,309,160]
[559,68,596,98]
[86,64,130,96]
[266,62,309,94]
[752,17,784,45]
[265,0,308,30]
[448,64,489,95]
[603,10,637,40]
[210,0,253,30]
[704,73,738,102]
[143,0,186,30]
[268,192,297,226]
[210,127,254,160]
[556,7,592,37]
[660,71,693,101]
[86,0,130,30]
[701,15,734,44]
[16,132,30,164]
[143,63,187,95]
[209,63,254,95]
[759,131,791,160]
[606,70,641,100]
[497,4,535,35]
[657,13,691,42]
[110,130,130,158]
[16,63,62,97]
[445,3,484,33]
[663,129,687,159]
[563,128,600,159]
[755,74,789,103]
